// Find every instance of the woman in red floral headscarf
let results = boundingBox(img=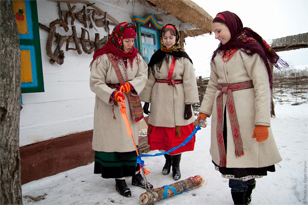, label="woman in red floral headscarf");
[197,11,286,204]
[90,22,152,198]
[140,24,199,181]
